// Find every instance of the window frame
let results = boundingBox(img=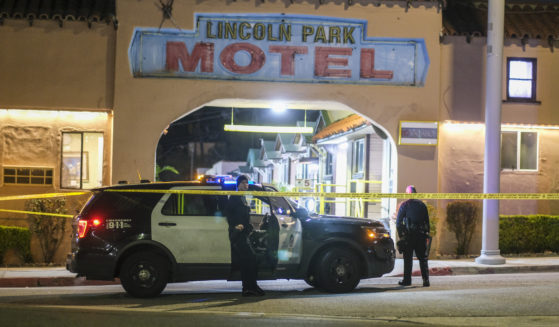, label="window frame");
[282,158,290,185]
[351,138,365,177]
[2,166,54,186]
[500,130,539,172]
[506,57,537,103]
[161,193,224,217]
[325,151,333,177]
[60,131,104,190]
